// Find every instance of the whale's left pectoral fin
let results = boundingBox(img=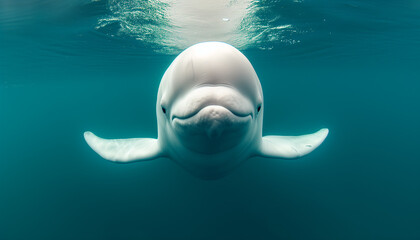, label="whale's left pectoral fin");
[84,131,162,162]
[258,128,329,159]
